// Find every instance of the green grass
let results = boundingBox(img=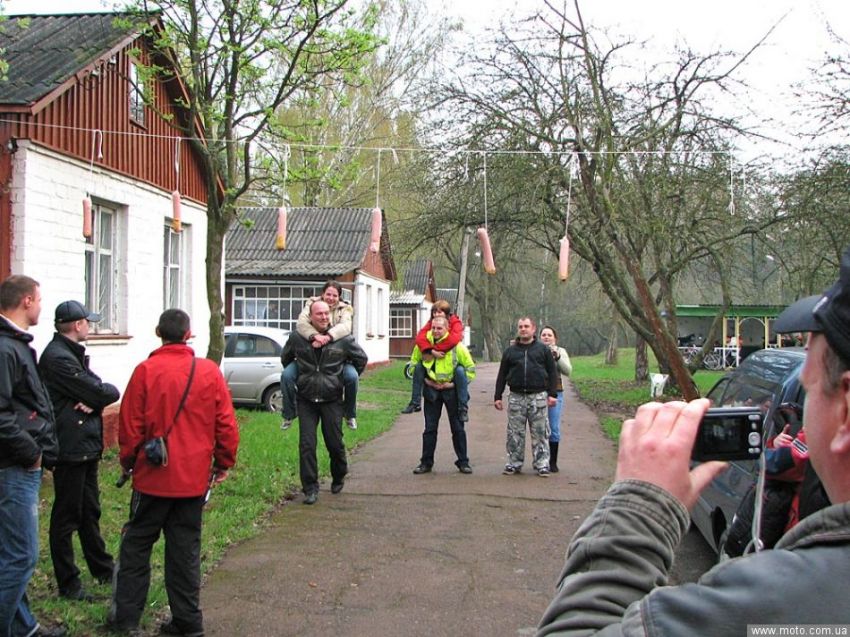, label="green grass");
[29,360,410,635]
[571,348,726,441]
